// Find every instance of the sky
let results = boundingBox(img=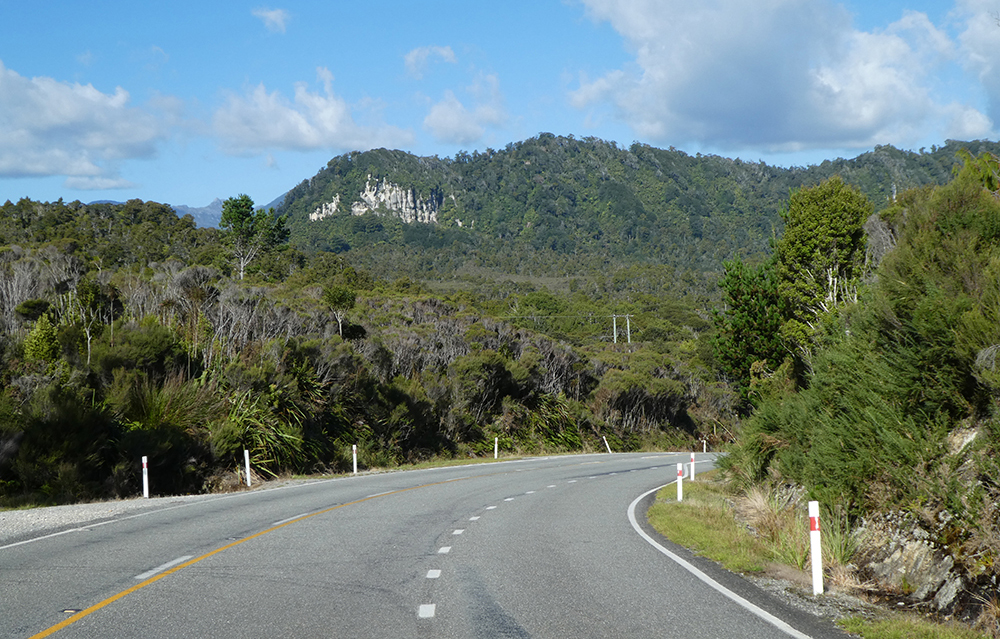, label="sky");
[2,0,999,209]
